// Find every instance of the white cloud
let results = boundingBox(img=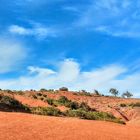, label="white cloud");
[57,59,80,82]
[76,0,140,38]
[9,25,57,39]
[0,38,27,73]
[9,25,31,35]
[0,59,140,97]
[28,66,56,77]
